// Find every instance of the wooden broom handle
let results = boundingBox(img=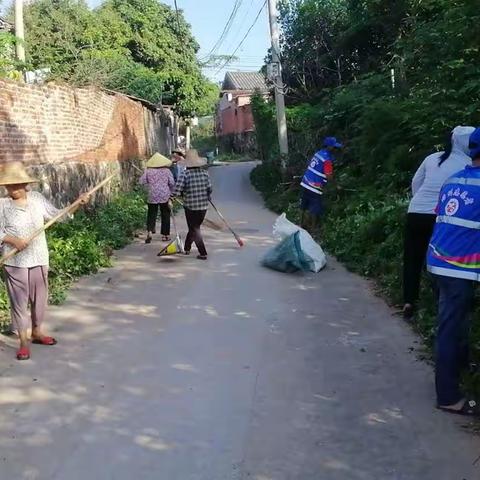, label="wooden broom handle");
[0,174,116,265]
